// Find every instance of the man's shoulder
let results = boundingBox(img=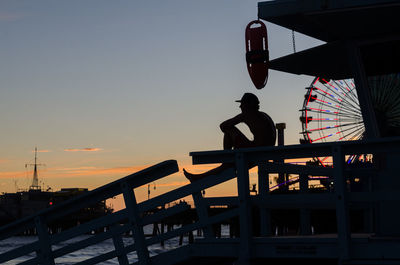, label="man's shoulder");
[258,111,273,119]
